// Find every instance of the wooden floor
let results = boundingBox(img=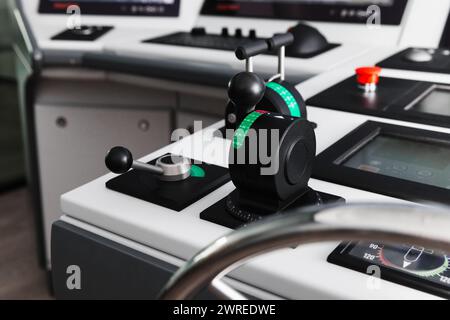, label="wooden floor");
[0,187,53,300]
